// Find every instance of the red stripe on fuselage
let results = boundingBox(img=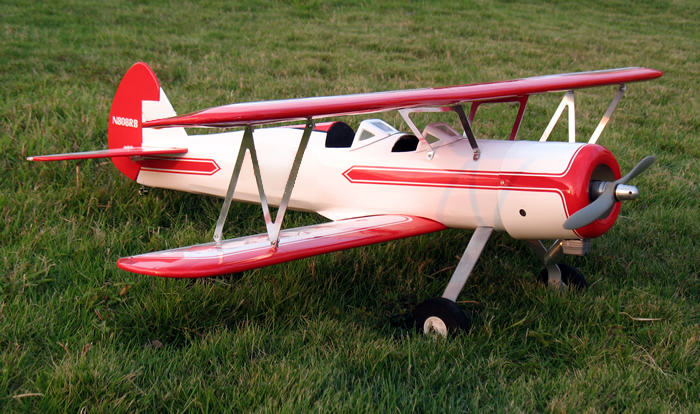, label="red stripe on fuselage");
[140,157,221,175]
[343,146,583,211]
[344,165,576,220]
[342,144,621,239]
